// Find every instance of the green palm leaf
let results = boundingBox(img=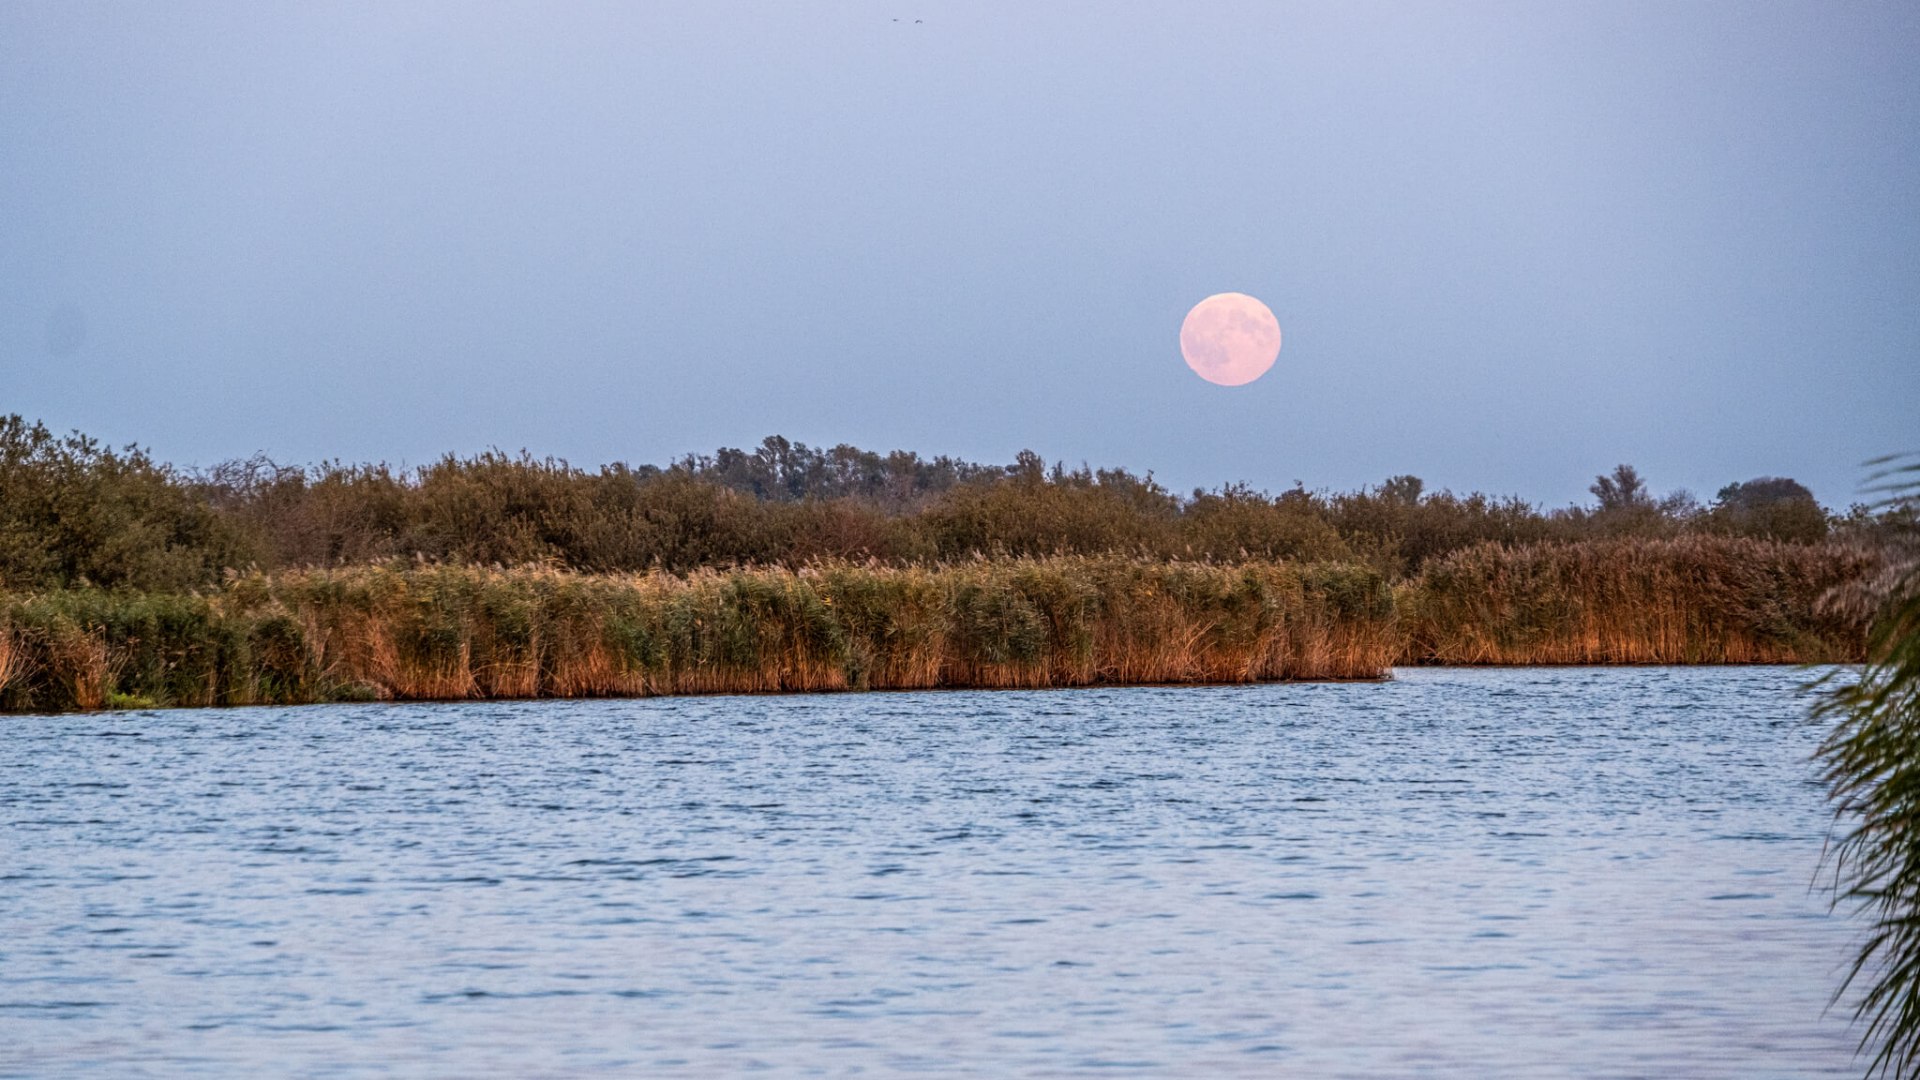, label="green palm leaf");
[1816,452,1920,1078]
